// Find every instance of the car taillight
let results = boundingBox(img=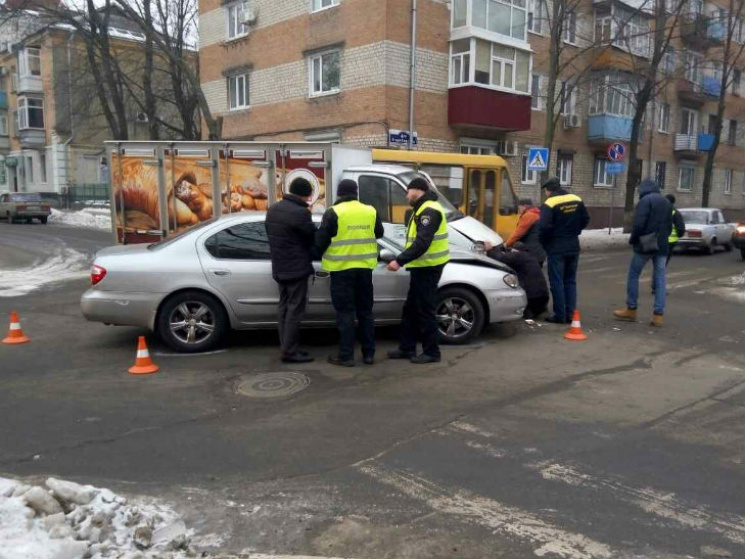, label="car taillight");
[42,205,50,211]
[91,265,107,286]
[688,230,702,238]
